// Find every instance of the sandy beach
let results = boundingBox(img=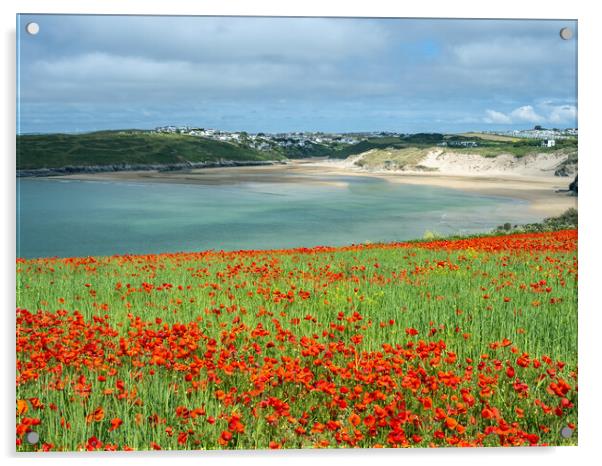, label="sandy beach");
[52,158,577,217]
